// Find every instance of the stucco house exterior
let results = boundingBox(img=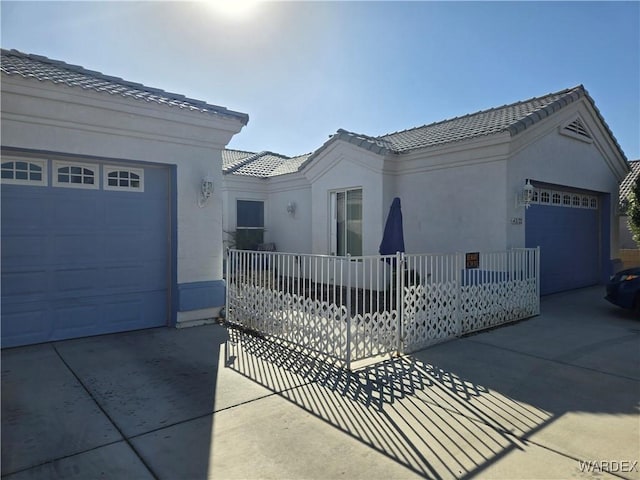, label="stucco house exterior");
[222,85,629,296]
[1,49,248,347]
